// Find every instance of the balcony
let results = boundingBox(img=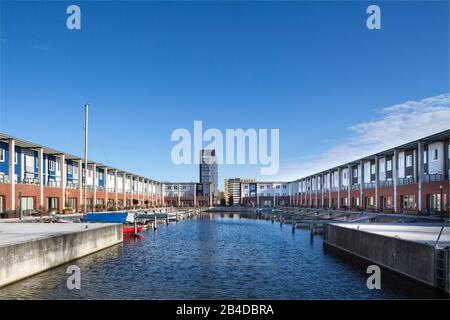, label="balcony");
[106,188,116,193]
[0,174,10,183]
[340,186,348,191]
[362,182,376,189]
[379,180,393,188]
[66,181,79,189]
[18,177,39,185]
[350,184,360,191]
[423,174,444,183]
[397,177,416,185]
[46,180,61,188]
